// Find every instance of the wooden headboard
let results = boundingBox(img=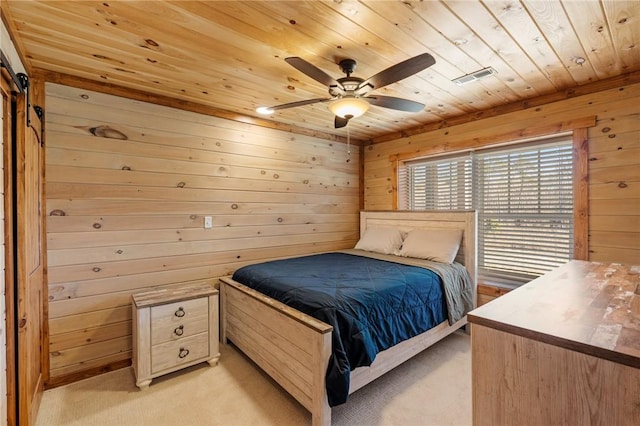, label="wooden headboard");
[360,210,478,288]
